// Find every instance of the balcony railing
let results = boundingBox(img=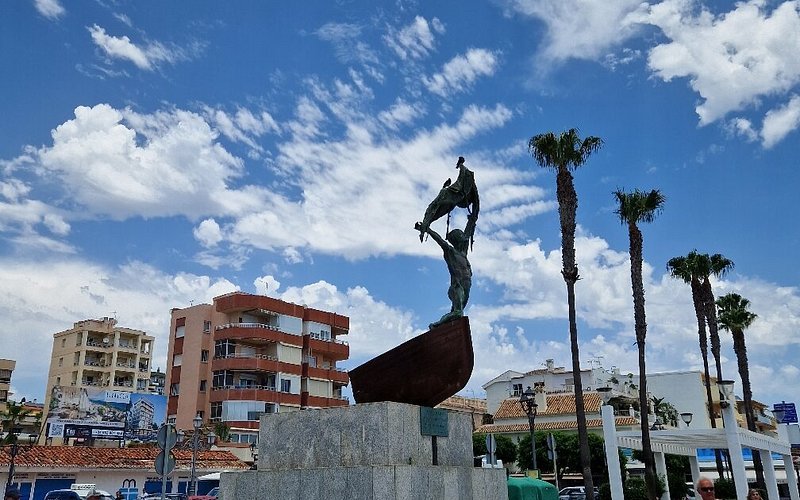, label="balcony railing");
[215,353,278,361]
[212,384,277,391]
[308,332,348,345]
[216,322,280,331]
[84,360,105,367]
[85,340,112,348]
